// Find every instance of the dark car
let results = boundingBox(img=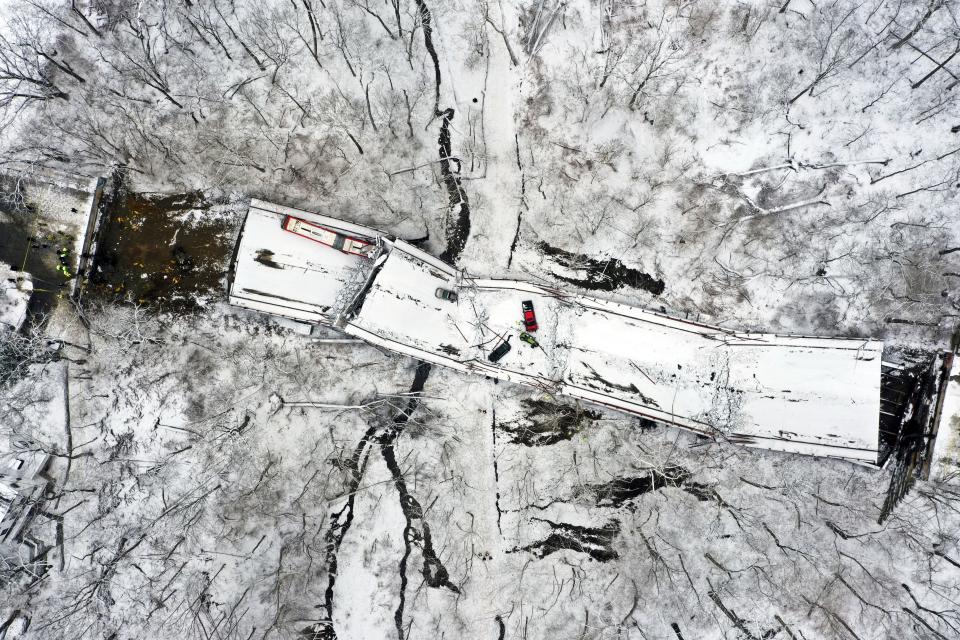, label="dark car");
[521,300,538,332]
[488,336,512,362]
[435,287,458,302]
